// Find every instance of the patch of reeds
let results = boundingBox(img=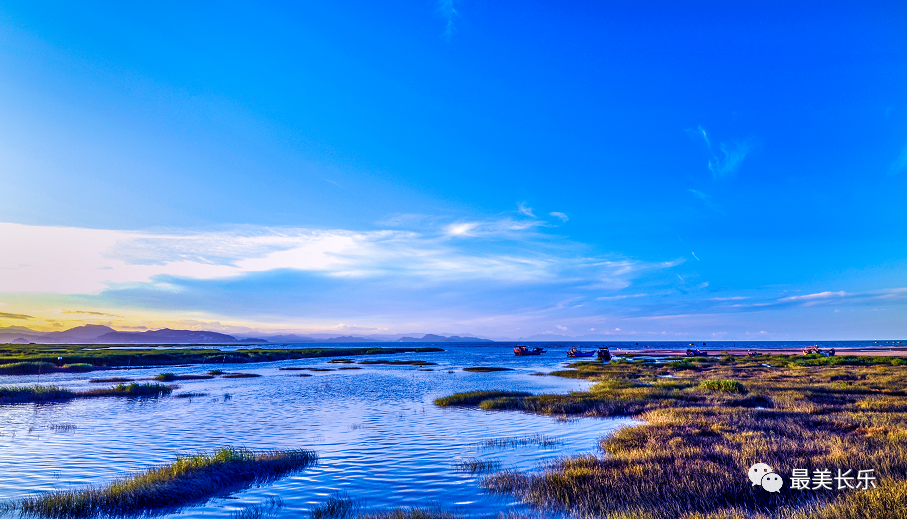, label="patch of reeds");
[154,373,213,381]
[83,383,173,397]
[222,373,261,378]
[16,447,317,518]
[483,434,560,448]
[174,392,209,399]
[337,367,362,370]
[366,503,461,518]
[455,458,503,473]
[46,423,77,432]
[89,377,134,384]
[281,367,334,371]
[432,390,532,407]
[462,367,512,373]
[310,492,360,519]
[208,369,225,376]
[0,385,75,404]
[328,359,354,364]
[232,497,284,519]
